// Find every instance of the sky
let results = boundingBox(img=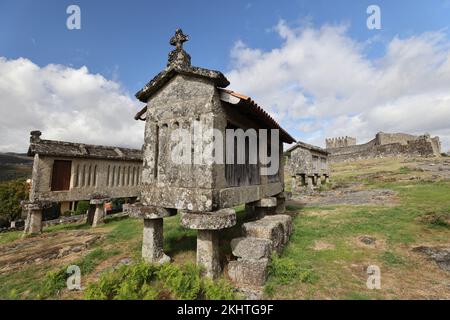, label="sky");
[1,0,450,152]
